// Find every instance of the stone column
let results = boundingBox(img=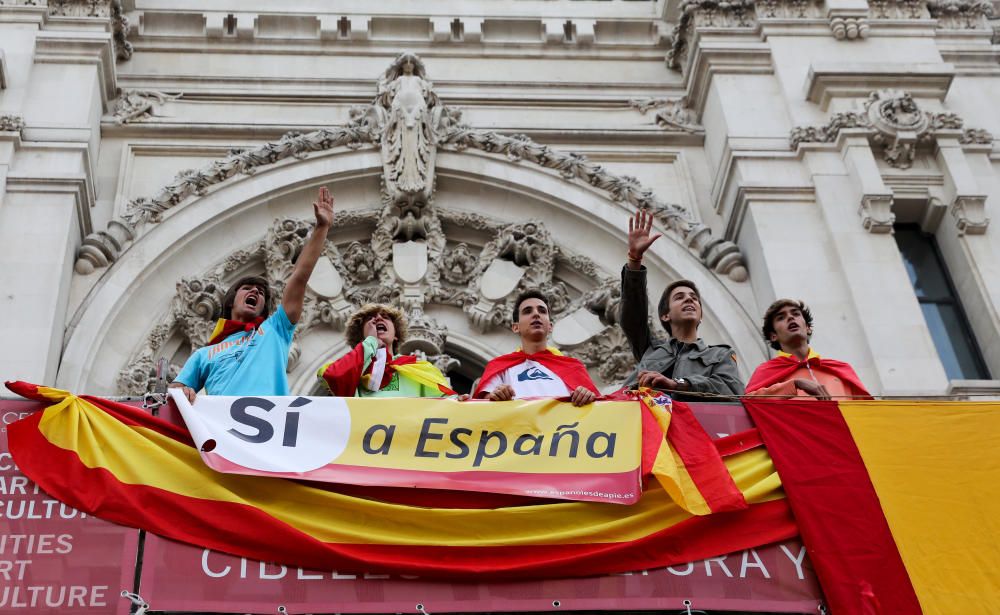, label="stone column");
[0,8,114,384]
